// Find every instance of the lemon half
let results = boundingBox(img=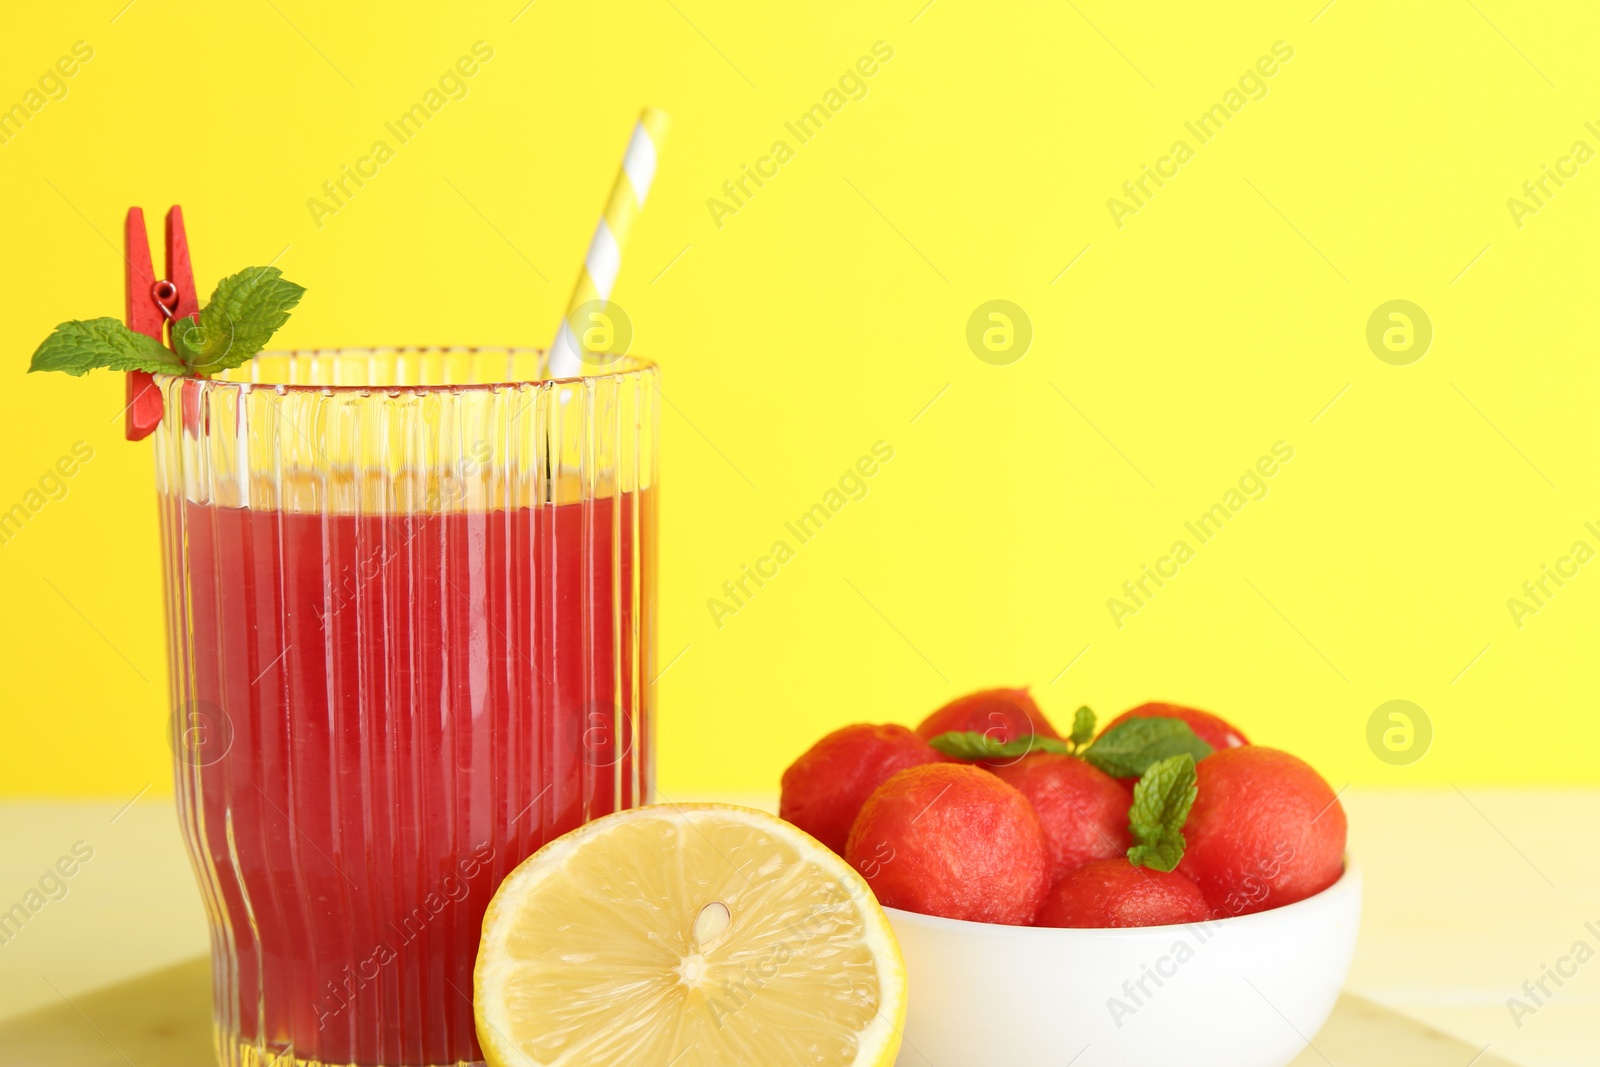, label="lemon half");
[474,803,907,1067]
